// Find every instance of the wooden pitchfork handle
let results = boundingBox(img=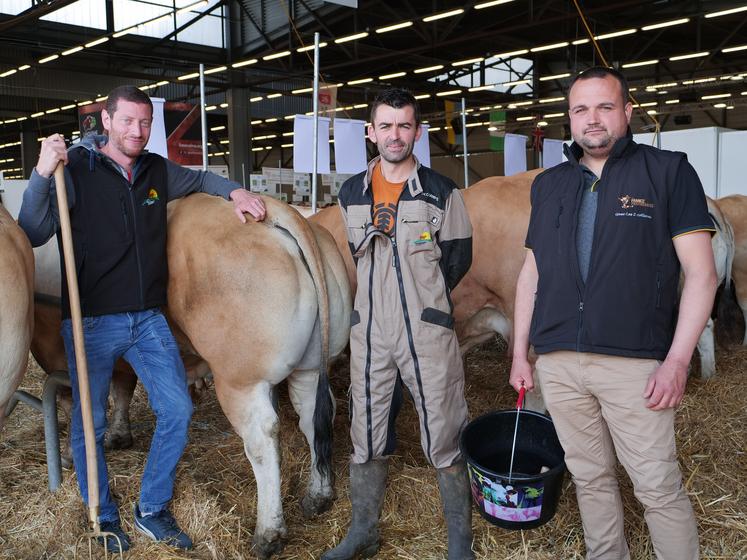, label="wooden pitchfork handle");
[54,162,124,558]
